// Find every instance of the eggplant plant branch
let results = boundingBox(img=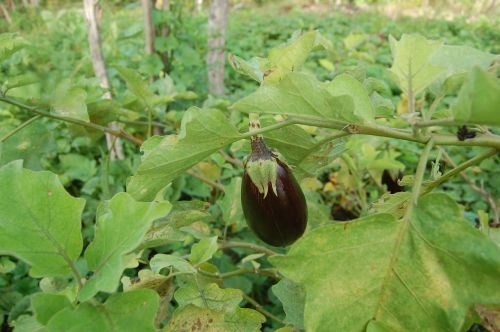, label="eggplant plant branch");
[241,115,500,149]
[0,114,41,143]
[0,95,143,145]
